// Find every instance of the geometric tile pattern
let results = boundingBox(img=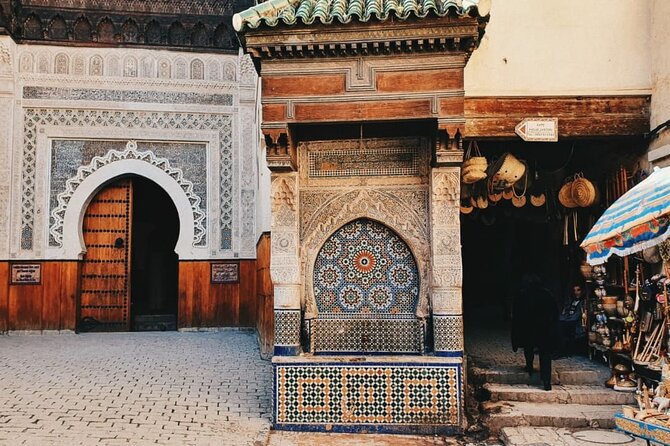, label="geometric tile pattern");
[313,219,419,314]
[274,310,301,346]
[310,318,423,354]
[275,363,460,426]
[20,108,233,250]
[308,146,420,178]
[433,315,464,353]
